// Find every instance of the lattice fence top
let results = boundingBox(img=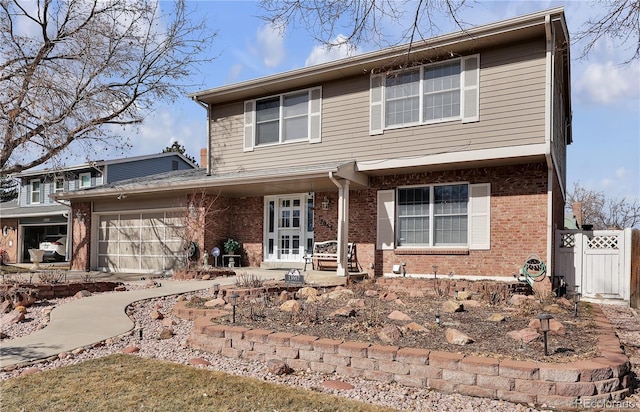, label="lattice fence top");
[560,233,575,248]
[587,235,618,250]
